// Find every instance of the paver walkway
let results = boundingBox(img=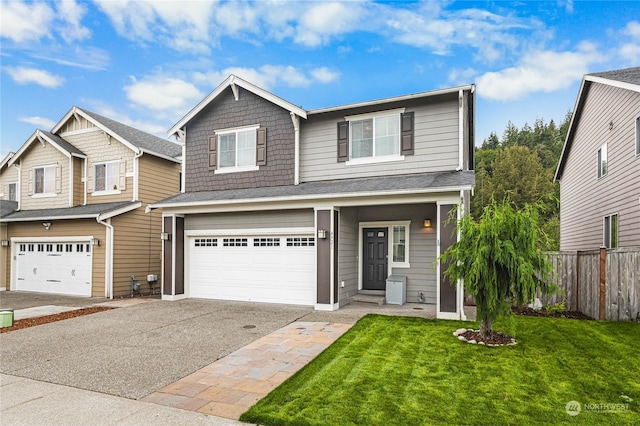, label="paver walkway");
[142,321,352,420]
